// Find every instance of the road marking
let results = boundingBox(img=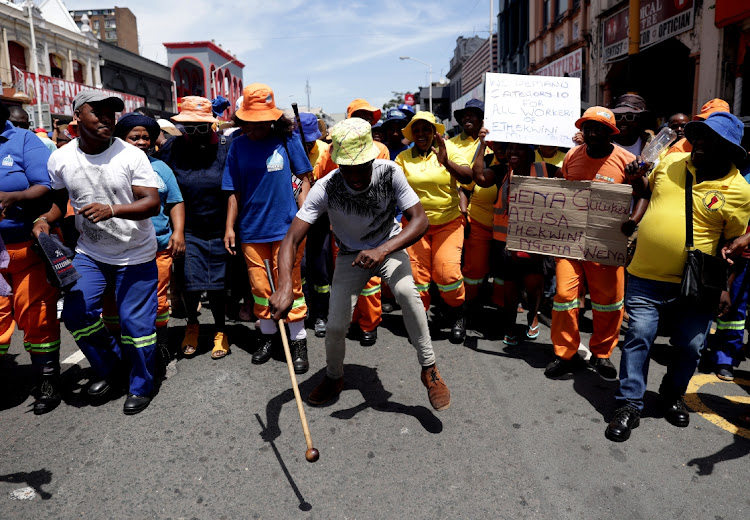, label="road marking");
[62,350,86,365]
[684,374,750,440]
